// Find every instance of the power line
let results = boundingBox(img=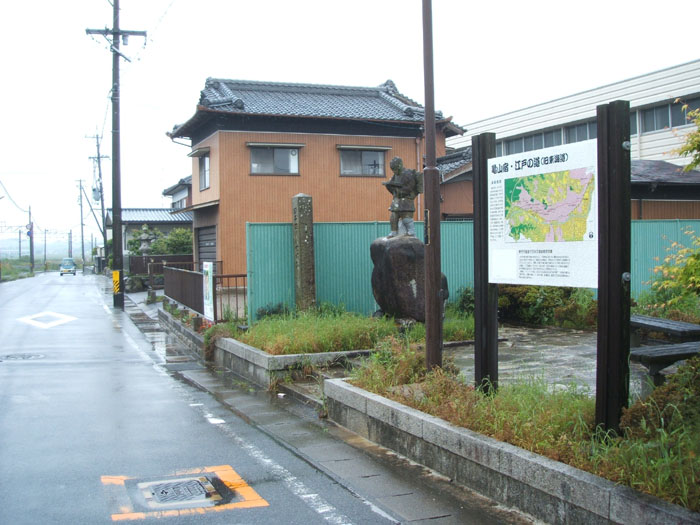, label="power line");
[0,178,28,213]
